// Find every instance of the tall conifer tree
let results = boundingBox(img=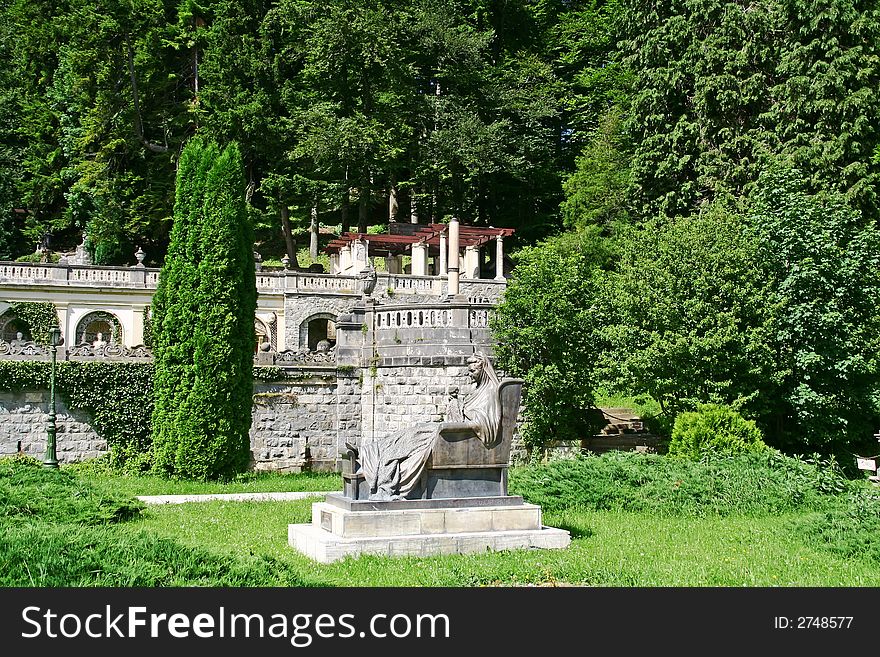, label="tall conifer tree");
[152,140,254,479]
[175,142,256,479]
